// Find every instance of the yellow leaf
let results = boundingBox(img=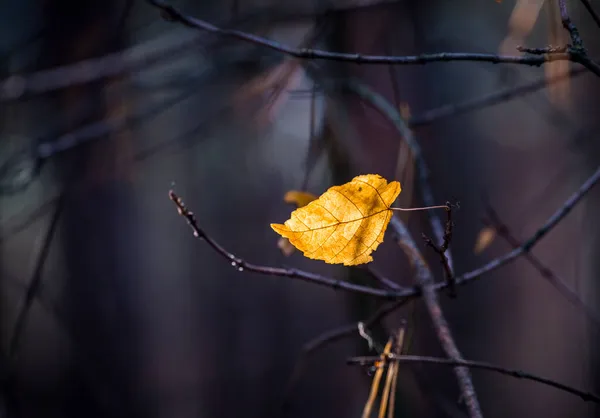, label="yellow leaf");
[283,190,318,208]
[277,237,296,257]
[271,174,401,266]
[277,190,318,257]
[474,226,497,254]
